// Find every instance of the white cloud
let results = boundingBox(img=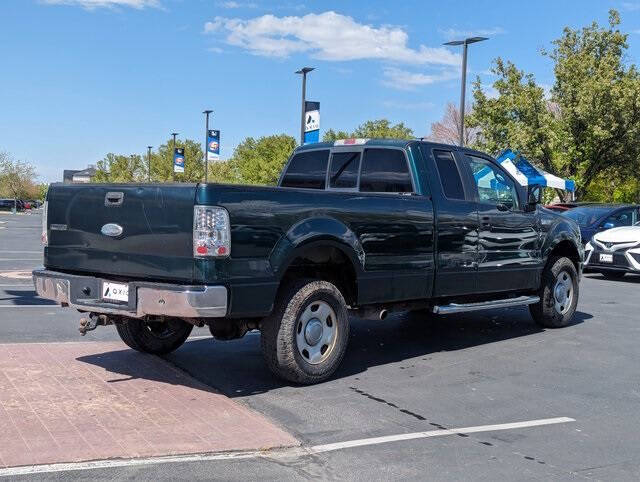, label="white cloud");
[440,26,505,41]
[382,100,435,110]
[204,11,460,65]
[621,2,640,11]
[218,1,258,8]
[42,0,159,8]
[382,67,459,90]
